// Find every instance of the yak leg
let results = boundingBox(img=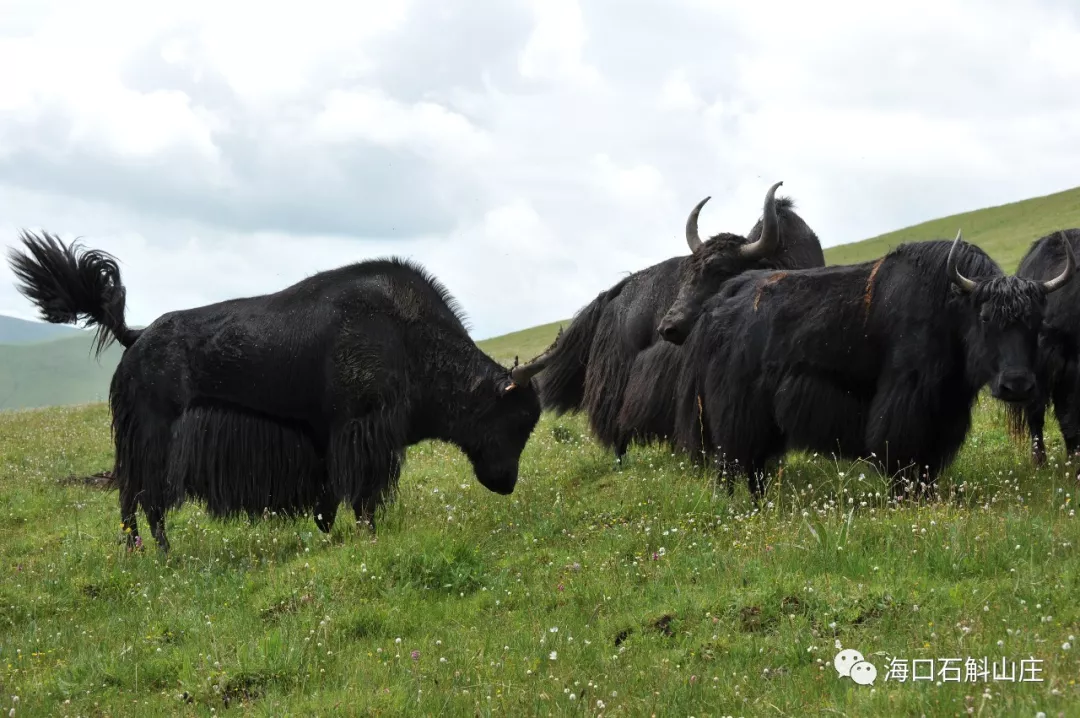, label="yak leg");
[866,369,945,502]
[119,479,142,551]
[1051,358,1080,459]
[353,494,379,533]
[614,437,630,467]
[1026,396,1048,466]
[314,484,339,534]
[114,402,174,553]
[327,405,406,538]
[140,501,170,554]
